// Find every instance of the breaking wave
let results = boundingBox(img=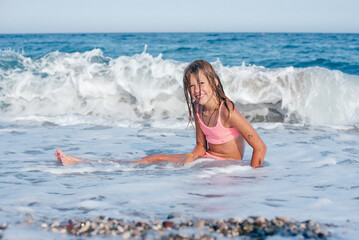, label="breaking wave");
[0,48,358,126]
